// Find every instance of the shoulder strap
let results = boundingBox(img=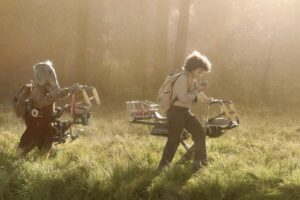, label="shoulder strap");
[16,85,27,96]
[16,81,32,96]
[170,72,185,105]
